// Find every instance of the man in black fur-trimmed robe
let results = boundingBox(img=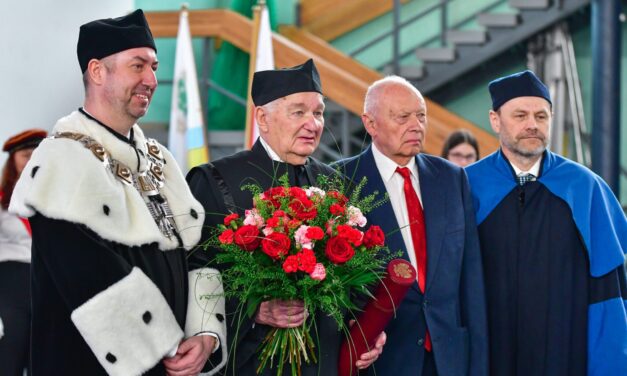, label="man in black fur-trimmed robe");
[187,59,385,375]
[9,10,226,376]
